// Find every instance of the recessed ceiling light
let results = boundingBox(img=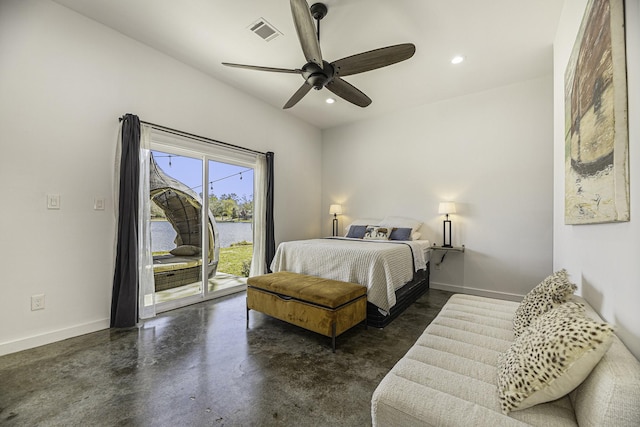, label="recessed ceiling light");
[451,55,465,64]
[326,98,336,104]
